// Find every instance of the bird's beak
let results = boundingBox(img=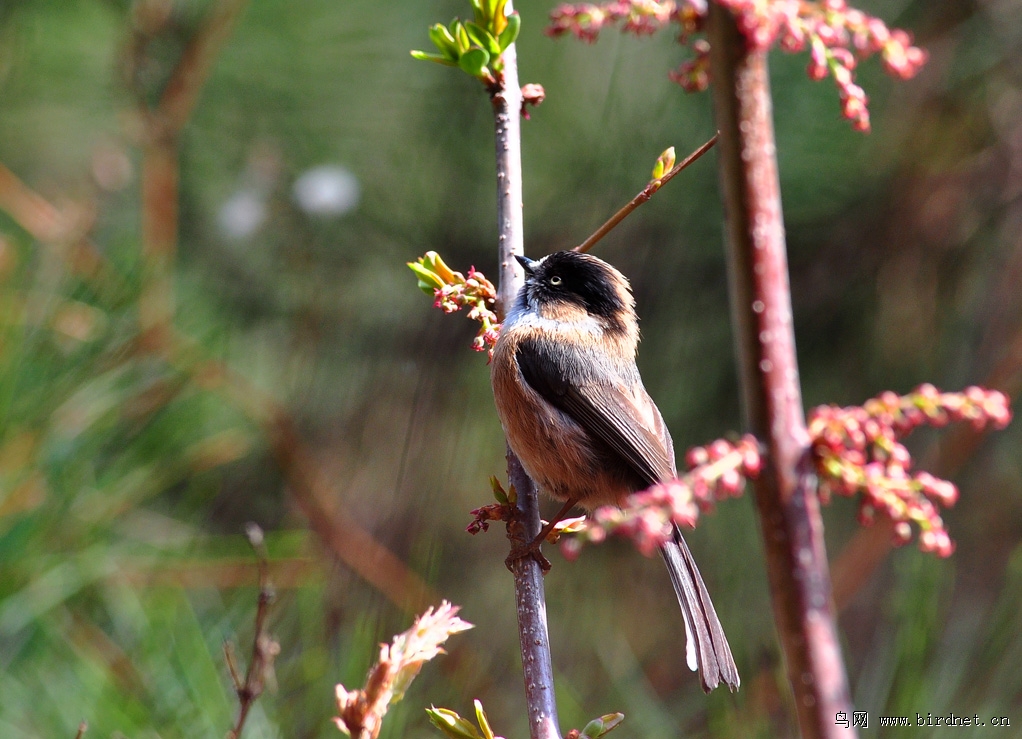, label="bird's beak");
[515,254,537,276]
